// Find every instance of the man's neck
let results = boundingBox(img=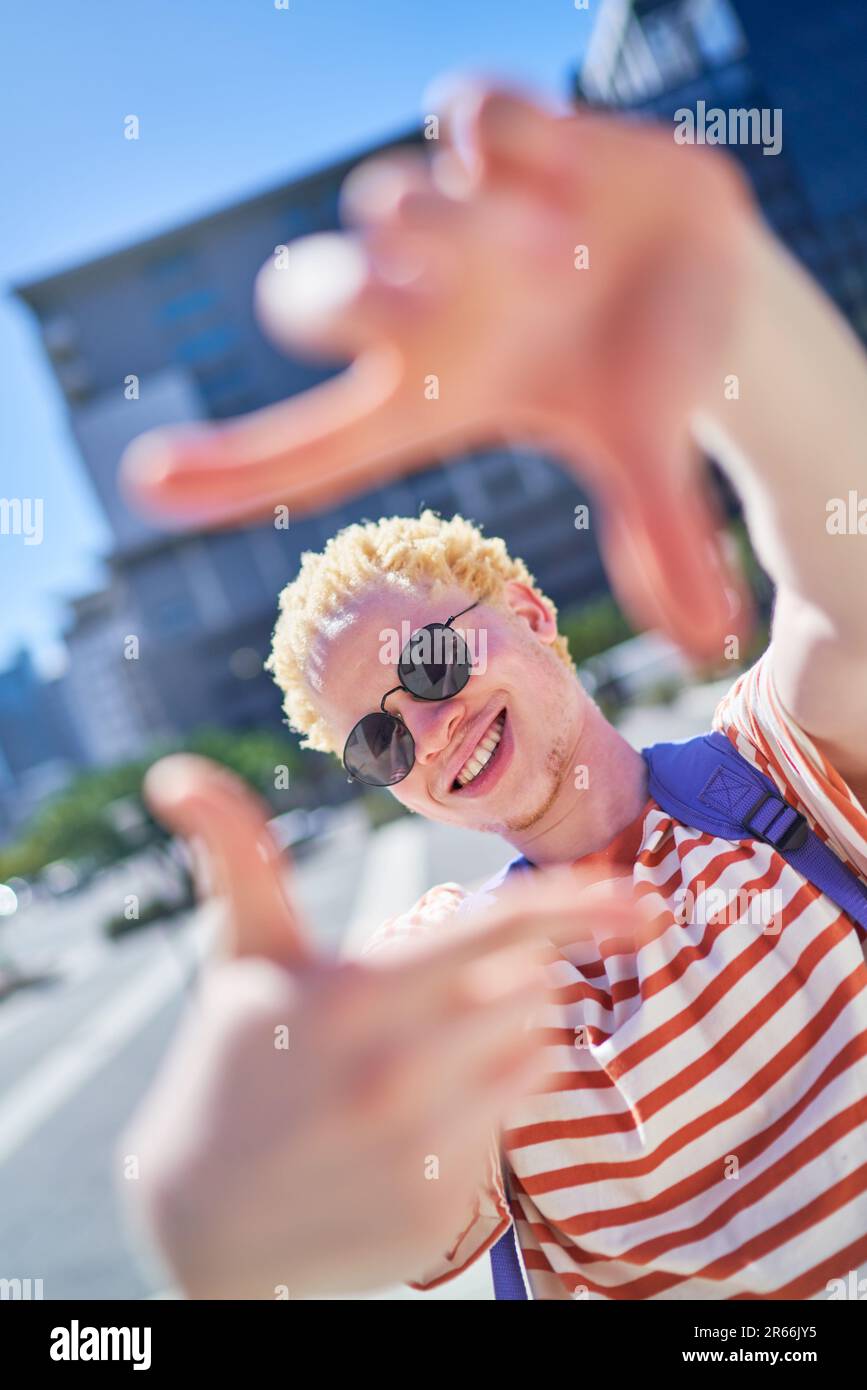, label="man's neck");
[507,700,649,868]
